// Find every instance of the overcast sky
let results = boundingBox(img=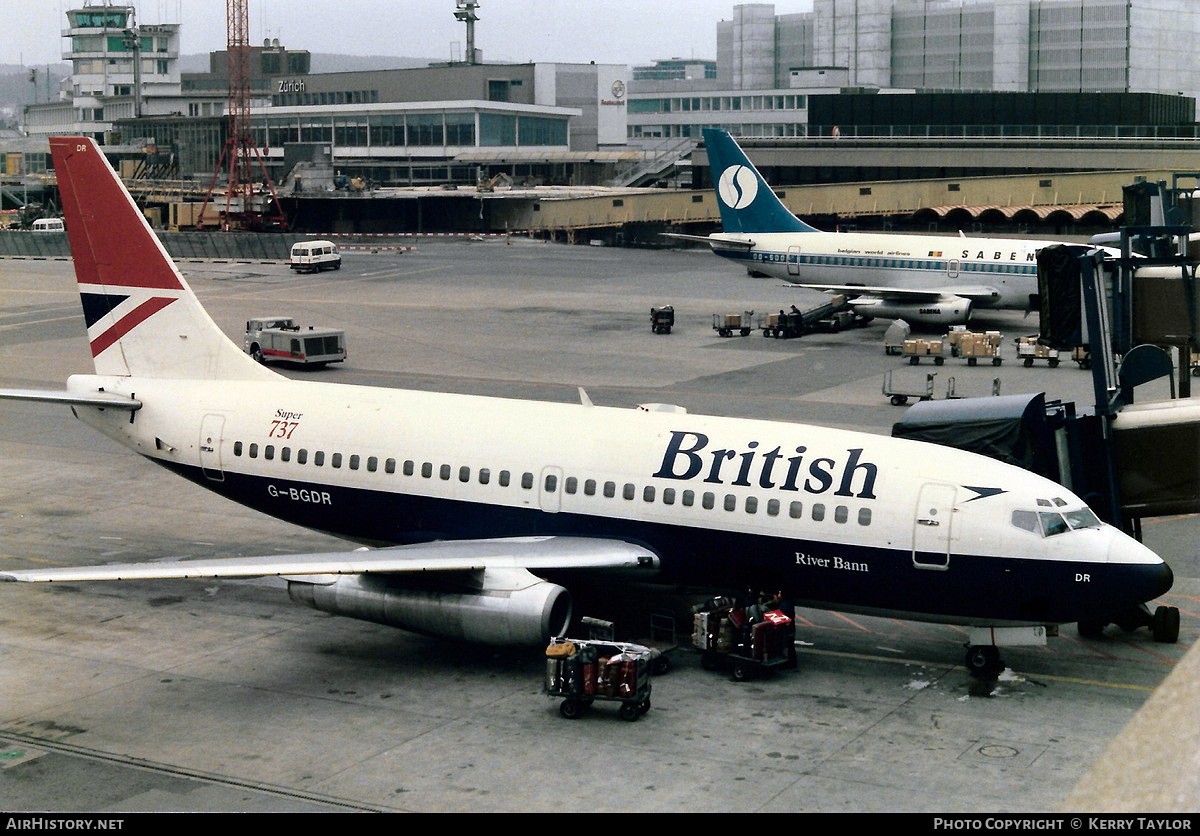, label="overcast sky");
[7,1,814,68]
